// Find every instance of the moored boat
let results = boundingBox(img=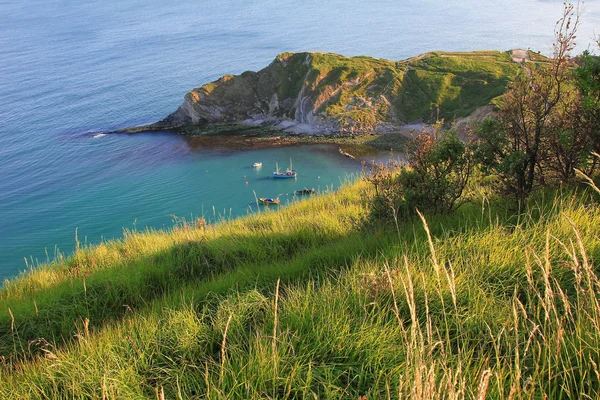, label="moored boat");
[273,168,296,178]
[259,197,280,205]
[252,162,262,168]
[296,188,315,195]
[273,160,297,178]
